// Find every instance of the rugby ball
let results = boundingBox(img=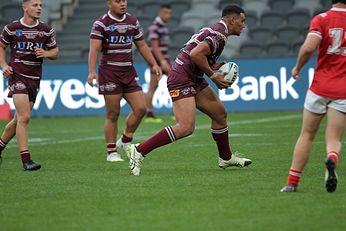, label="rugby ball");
[218,62,239,84]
